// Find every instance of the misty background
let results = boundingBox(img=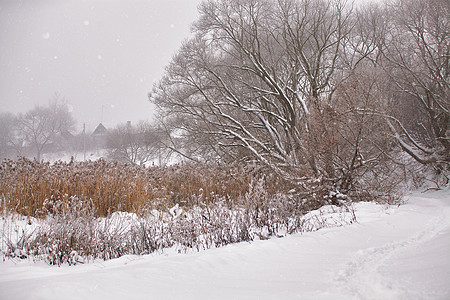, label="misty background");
[0,0,201,133]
